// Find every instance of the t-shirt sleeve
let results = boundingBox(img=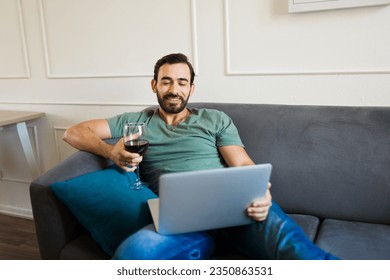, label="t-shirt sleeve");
[107,110,154,138]
[216,111,244,147]
[107,114,127,139]
[107,112,145,139]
